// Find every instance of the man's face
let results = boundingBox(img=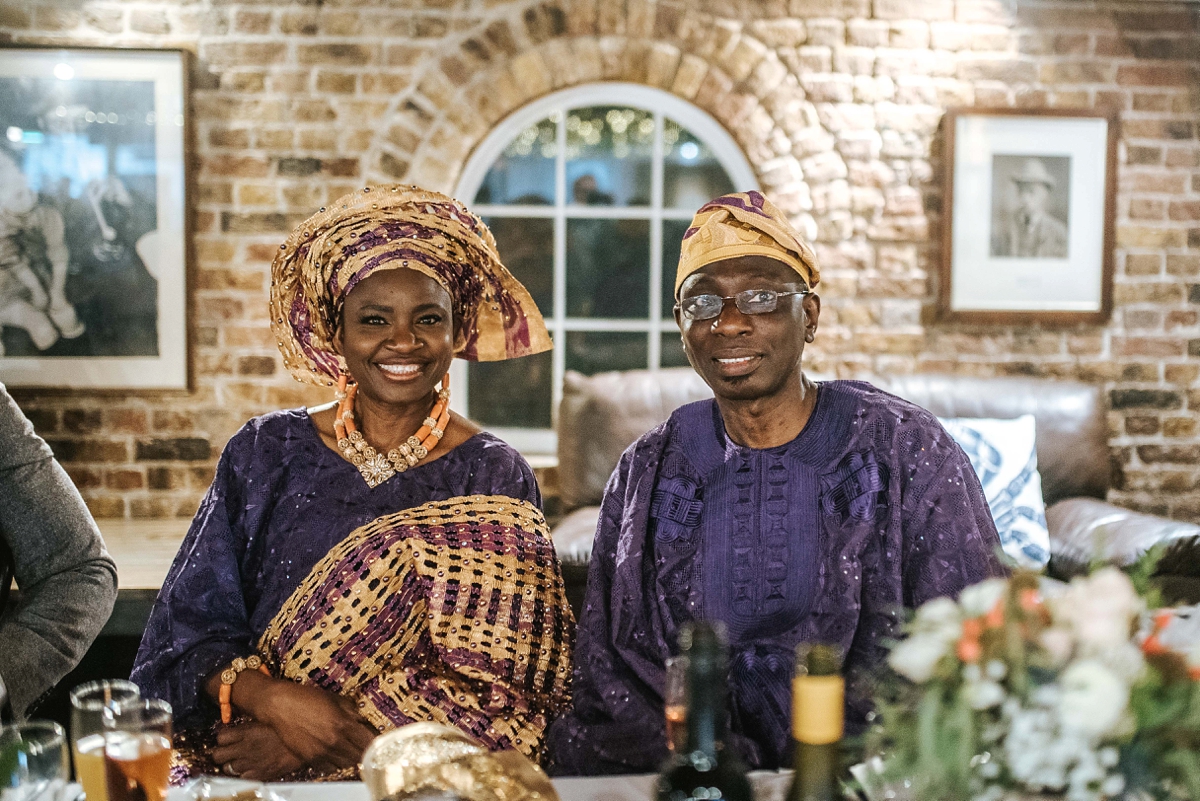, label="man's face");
[674,255,820,402]
[1016,181,1050,219]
